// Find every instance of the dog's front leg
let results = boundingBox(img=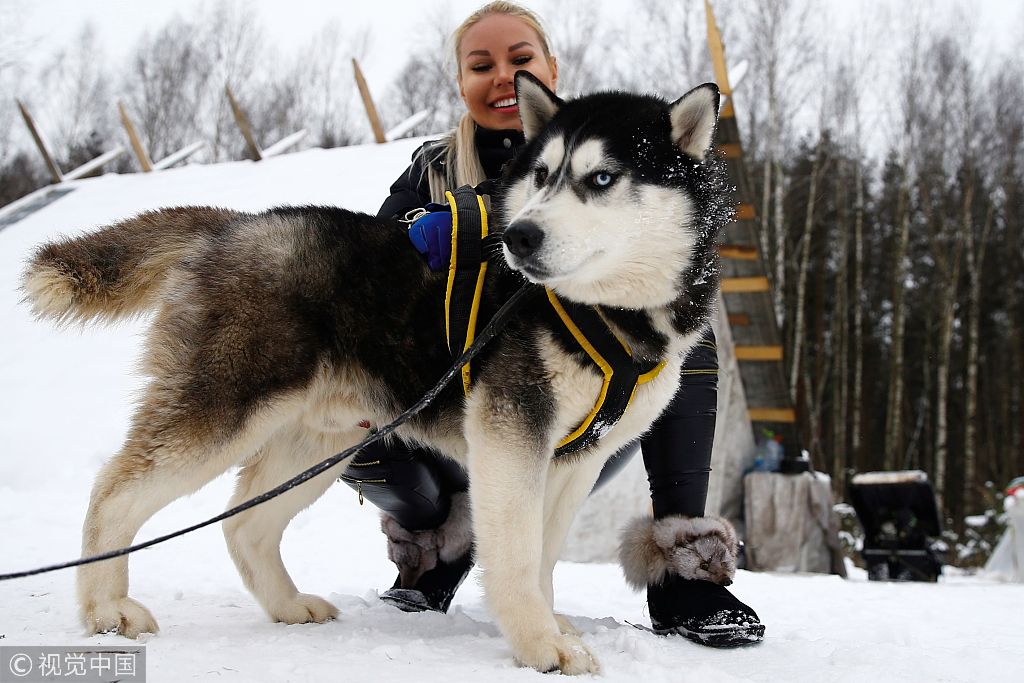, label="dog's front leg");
[465,392,600,675]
